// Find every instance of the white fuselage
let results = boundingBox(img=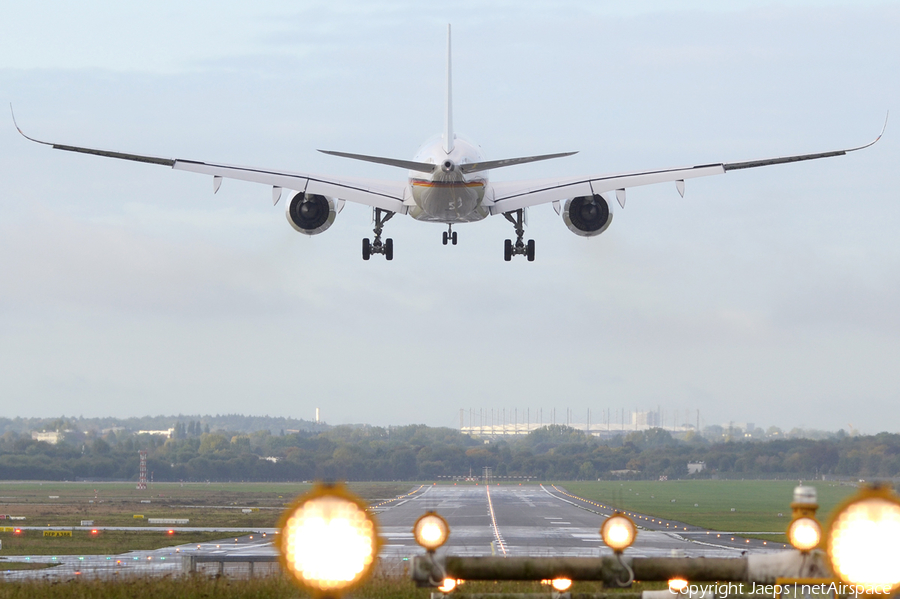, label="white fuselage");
[407,135,490,223]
